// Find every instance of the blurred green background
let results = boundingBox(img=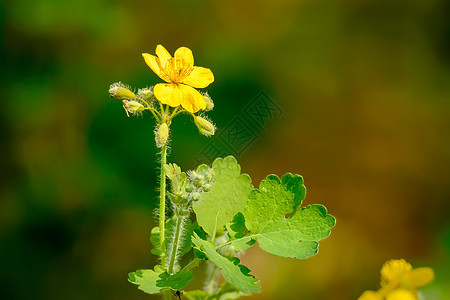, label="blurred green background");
[1,0,449,299]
